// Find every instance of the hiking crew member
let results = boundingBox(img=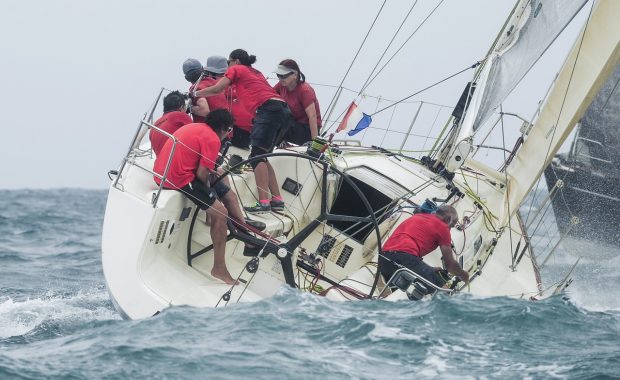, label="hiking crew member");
[152,109,251,284]
[273,59,322,145]
[149,91,192,156]
[380,205,470,294]
[193,49,291,213]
